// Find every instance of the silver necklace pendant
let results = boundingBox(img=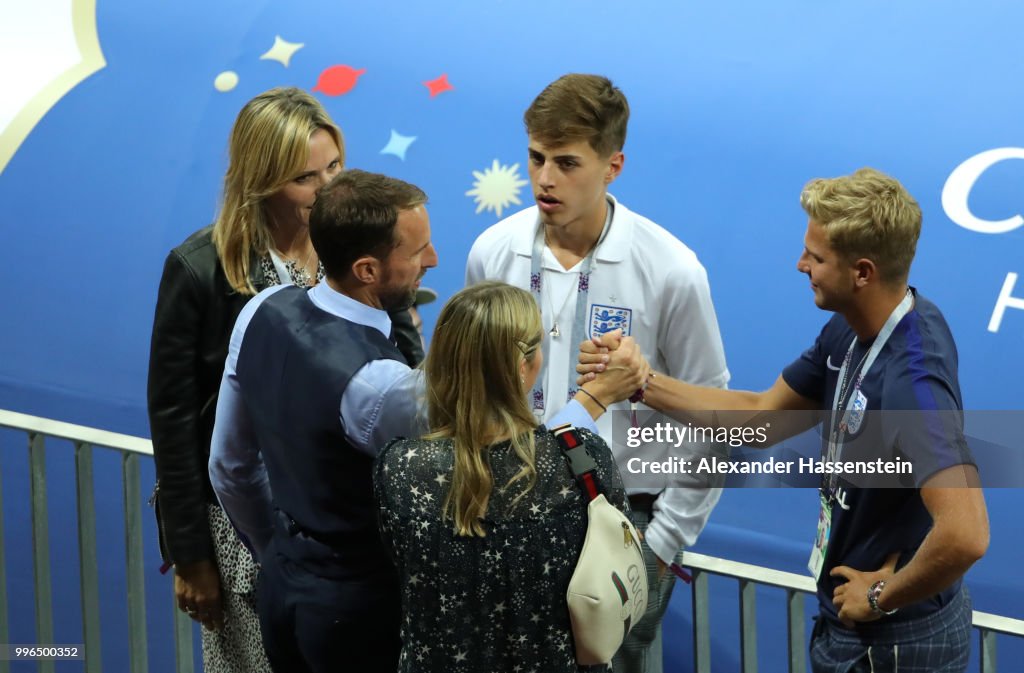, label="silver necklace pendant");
[549,322,561,338]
